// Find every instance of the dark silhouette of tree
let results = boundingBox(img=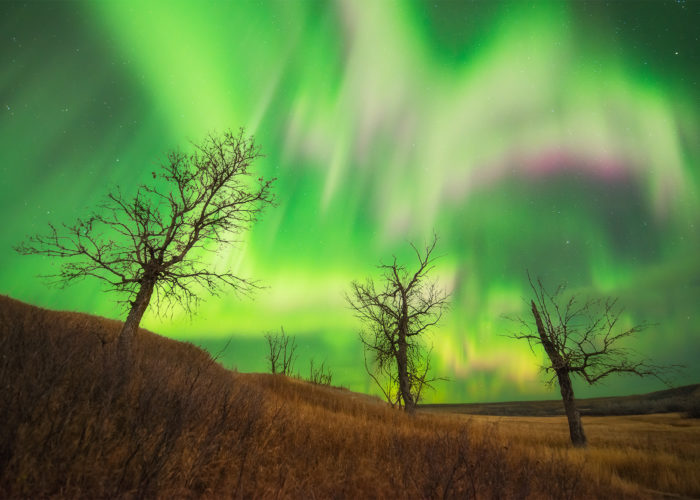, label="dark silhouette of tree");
[346,235,448,414]
[511,274,673,447]
[308,358,333,386]
[16,129,275,357]
[264,327,297,376]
